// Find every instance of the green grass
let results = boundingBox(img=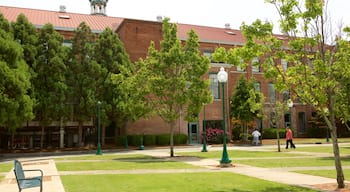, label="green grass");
[56,160,198,171]
[177,149,309,159]
[288,145,350,155]
[295,169,350,179]
[55,154,155,161]
[0,163,12,172]
[61,172,318,192]
[233,156,350,168]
